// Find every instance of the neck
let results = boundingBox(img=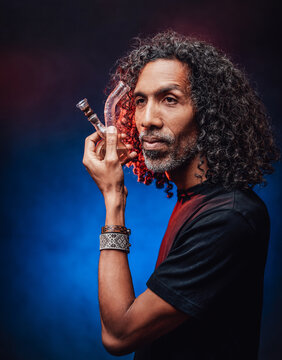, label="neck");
[166,154,208,190]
